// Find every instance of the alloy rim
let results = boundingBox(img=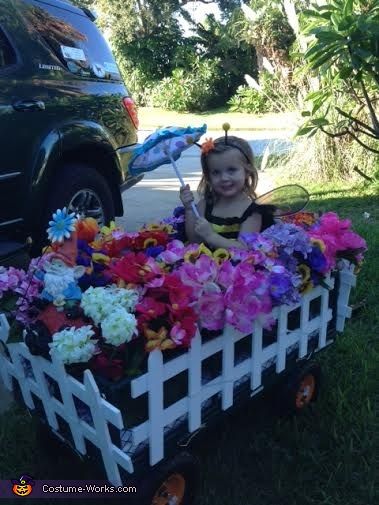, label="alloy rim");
[67,189,105,225]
